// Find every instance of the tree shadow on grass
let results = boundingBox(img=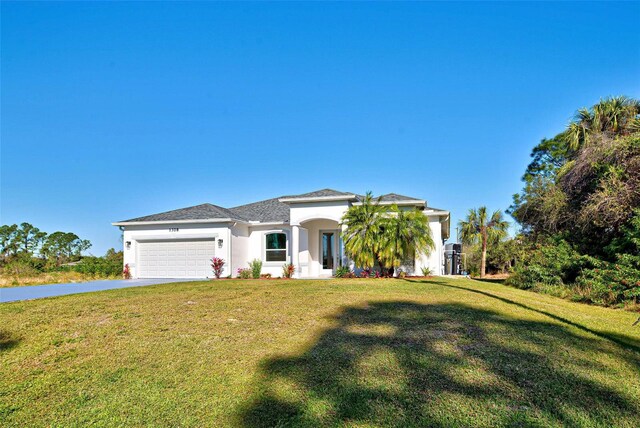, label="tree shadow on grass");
[472,278,506,285]
[0,330,20,352]
[412,278,640,353]
[239,301,640,427]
